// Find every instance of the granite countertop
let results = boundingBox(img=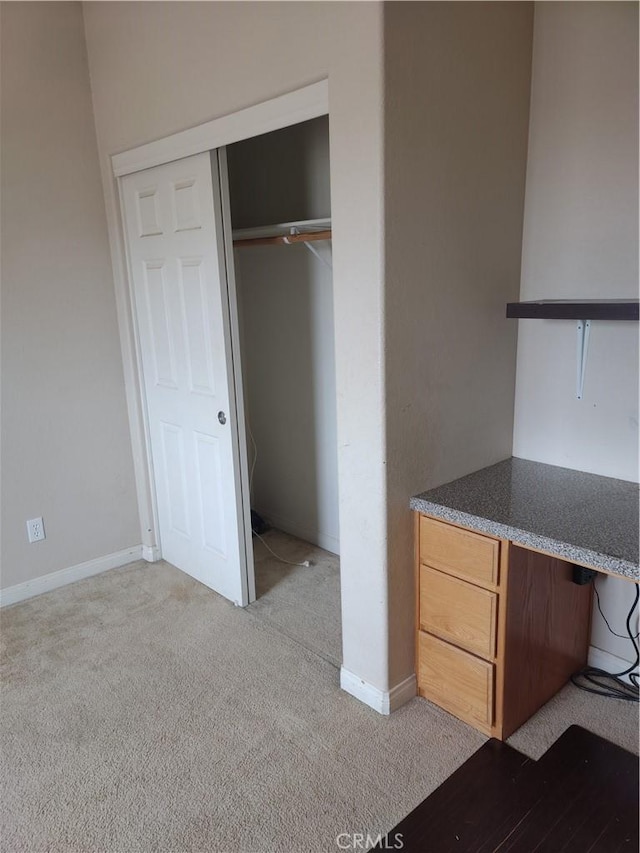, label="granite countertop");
[410,458,639,580]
